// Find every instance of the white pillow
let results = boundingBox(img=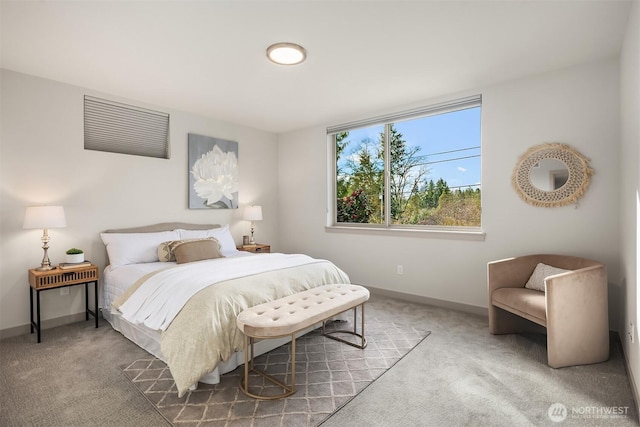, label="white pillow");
[525,263,571,292]
[101,230,180,267]
[177,225,237,254]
